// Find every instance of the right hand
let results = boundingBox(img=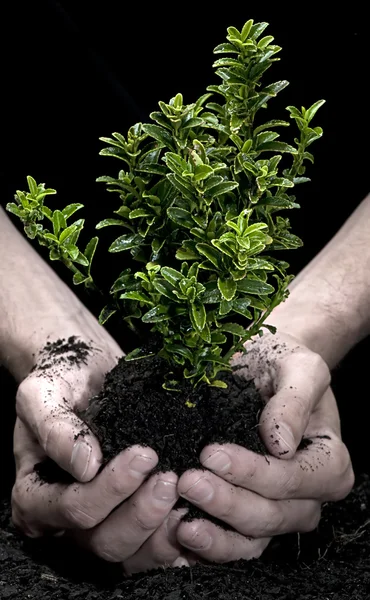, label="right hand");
[11,322,182,571]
